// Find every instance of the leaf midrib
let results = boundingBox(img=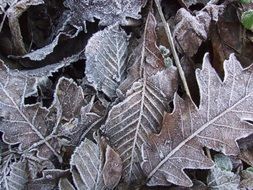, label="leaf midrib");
[1,86,60,160]
[147,92,253,179]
